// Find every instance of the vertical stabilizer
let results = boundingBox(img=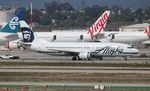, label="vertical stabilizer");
[20,20,34,43]
[0,9,24,33]
[144,25,150,39]
[87,11,110,39]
